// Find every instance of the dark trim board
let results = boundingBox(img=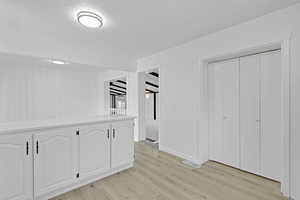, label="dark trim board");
[110,92,124,96]
[110,83,127,90]
[145,89,159,93]
[110,88,126,94]
[149,72,159,77]
[154,93,157,120]
[116,80,127,84]
[146,138,157,142]
[111,95,116,108]
[145,81,159,88]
